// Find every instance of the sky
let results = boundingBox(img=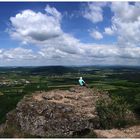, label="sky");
[0,2,140,66]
